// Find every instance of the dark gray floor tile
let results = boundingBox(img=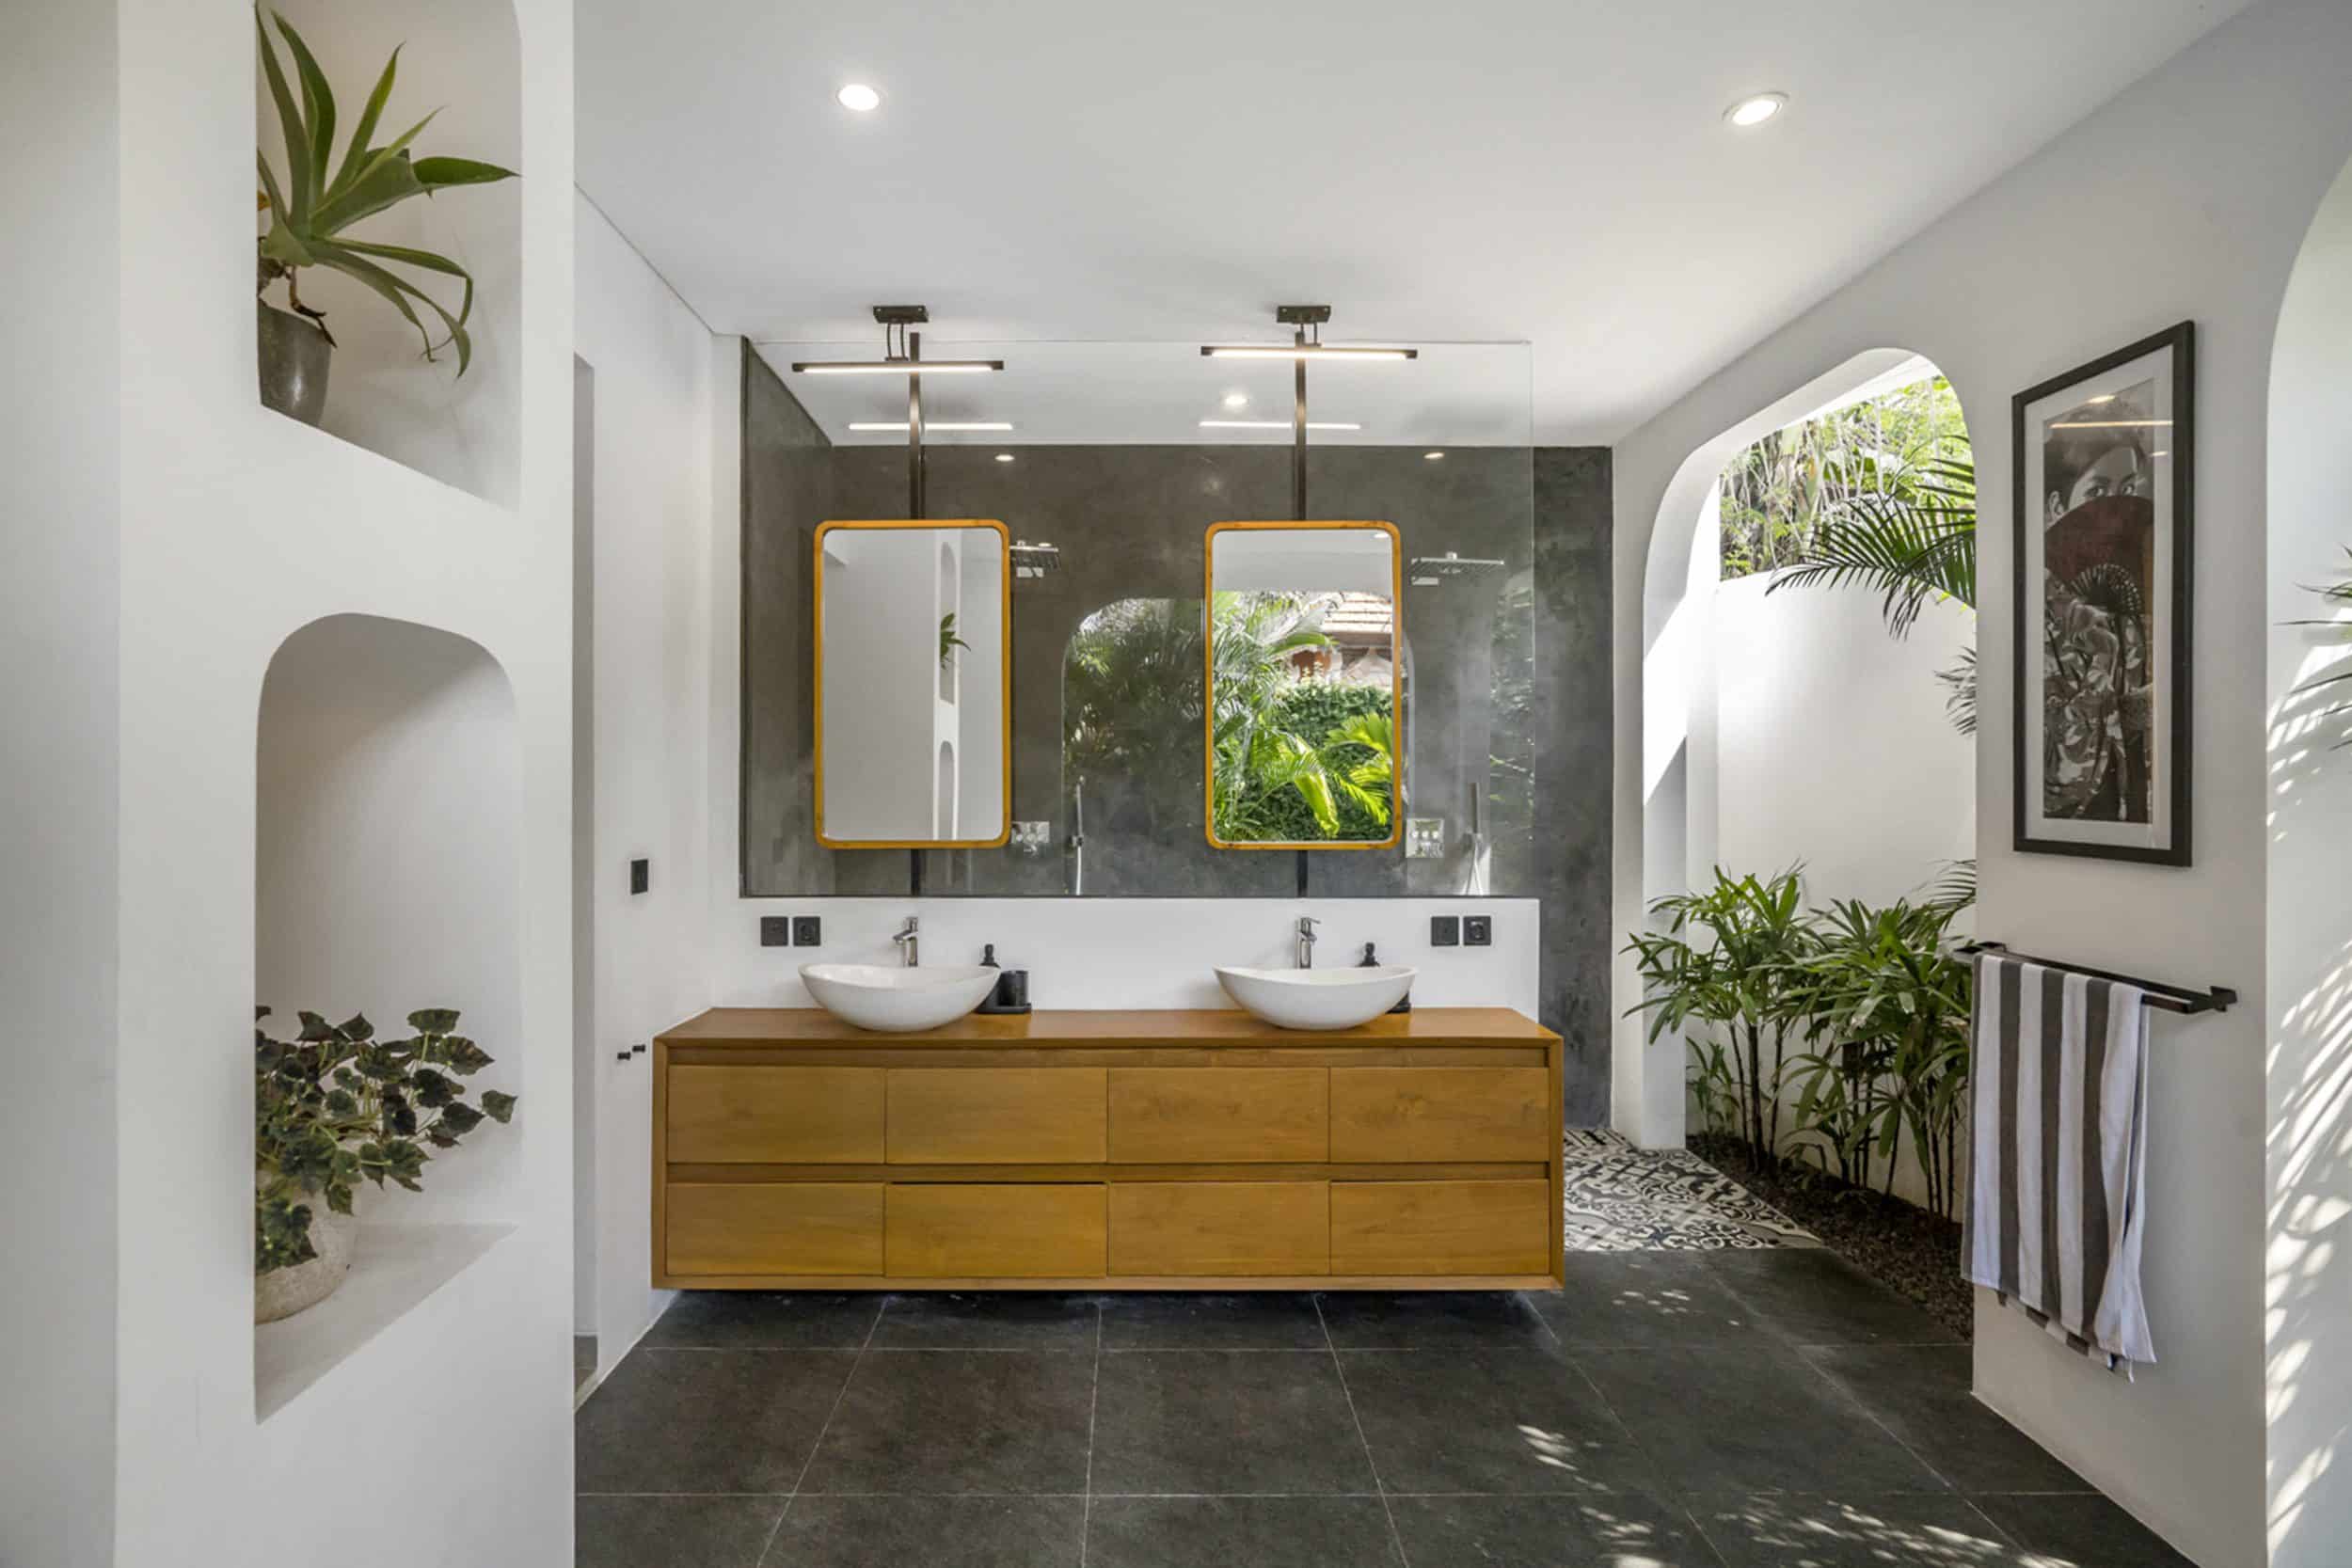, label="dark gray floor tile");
[1576,1347,1945,1496]
[770,1495,1085,1567]
[1804,1346,2086,1494]
[577,1494,787,1568]
[1089,1350,1376,1495]
[1341,1350,1657,1494]
[1390,1493,1724,1567]
[1087,1497,1402,1568]
[576,1349,855,1495]
[799,1350,1094,1495]
[1703,1249,1961,1347]
[1970,1492,2196,1566]
[1696,1495,2017,1566]
[640,1291,883,1350]
[1315,1291,1557,1350]
[870,1292,1100,1349]
[1099,1291,1328,1351]
[1532,1253,1764,1349]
